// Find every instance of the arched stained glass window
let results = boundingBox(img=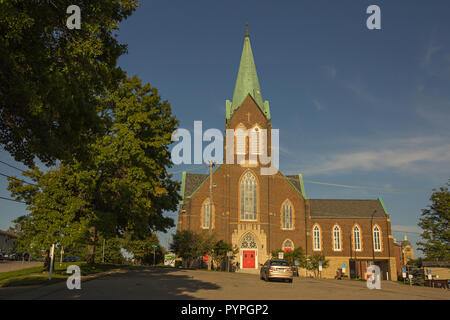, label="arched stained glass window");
[373,226,381,251]
[282,201,293,229]
[241,233,257,248]
[313,225,321,251]
[240,172,257,220]
[333,225,341,251]
[283,239,294,252]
